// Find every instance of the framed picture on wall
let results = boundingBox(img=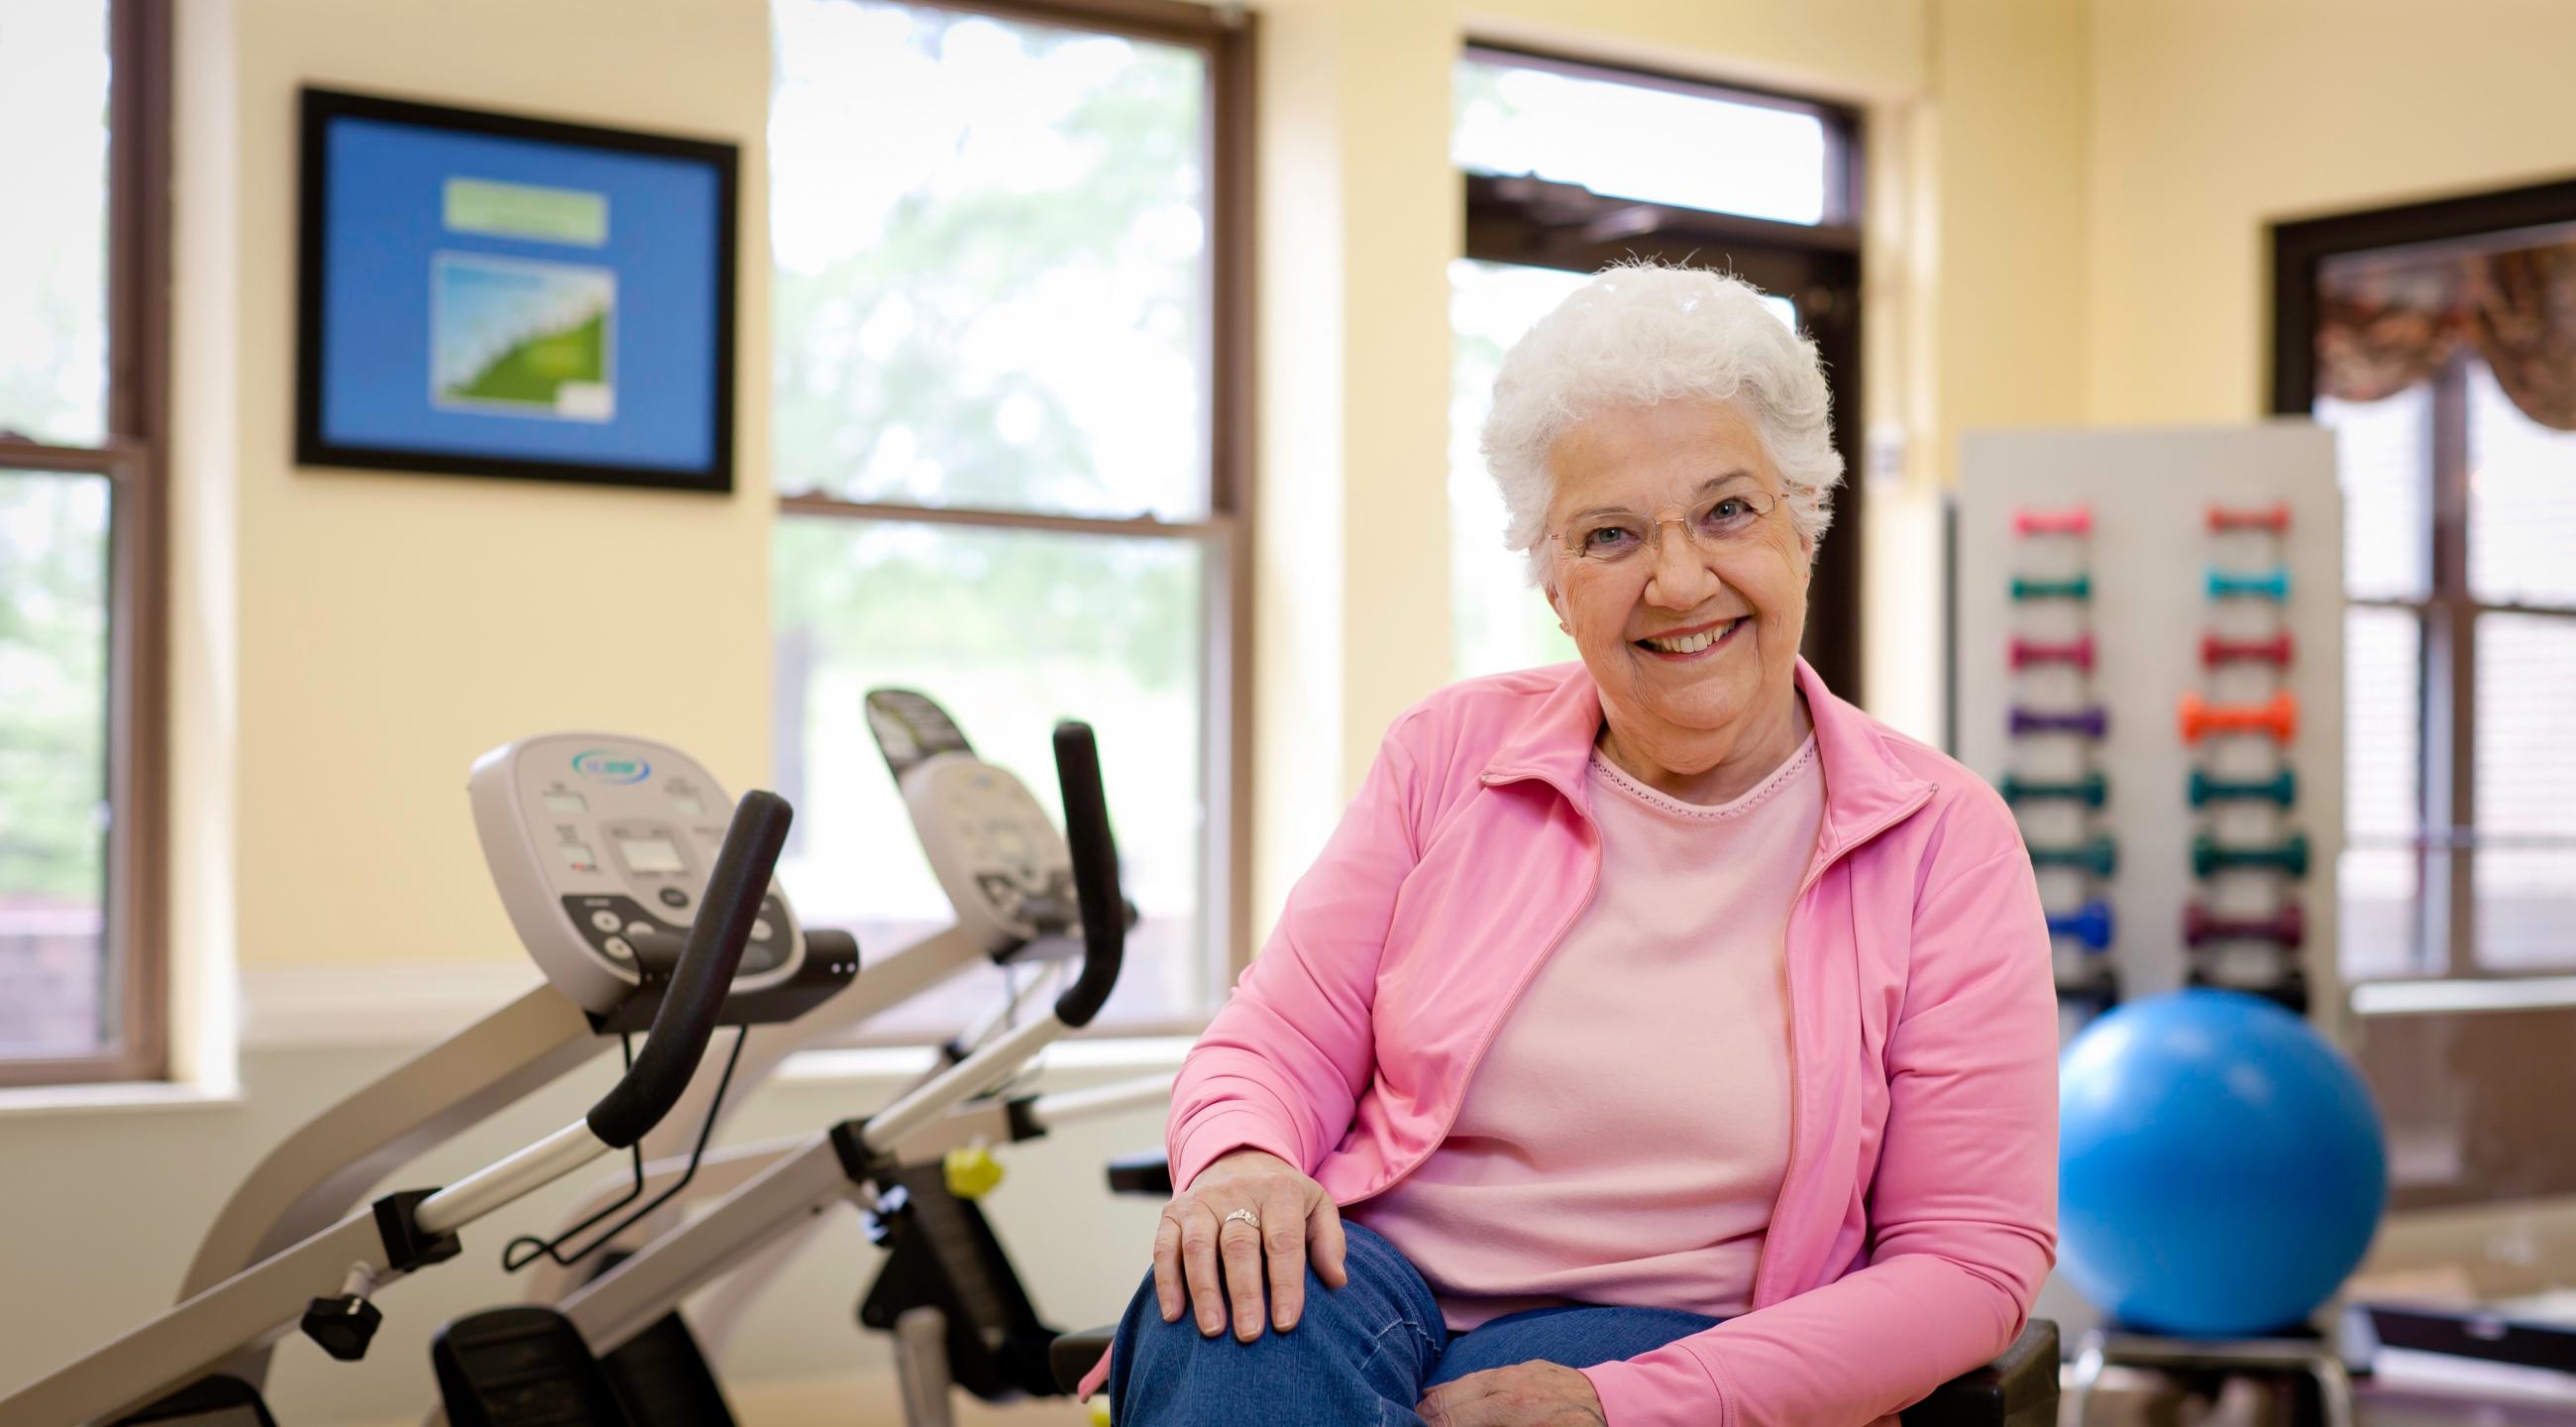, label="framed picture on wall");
[294,87,738,493]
